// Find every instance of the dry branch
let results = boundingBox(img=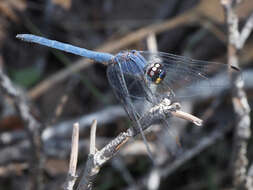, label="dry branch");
[63,123,79,190]
[221,0,252,189]
[77,100,202,190]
